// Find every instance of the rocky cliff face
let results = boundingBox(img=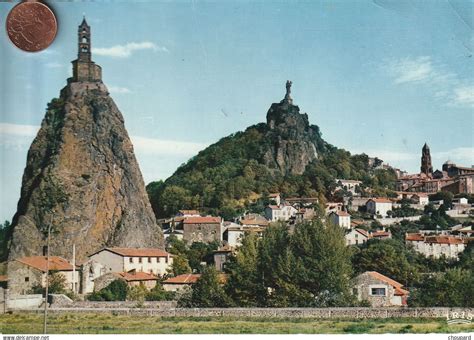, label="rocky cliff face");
[8,81,163,262]
[263,100,320,175]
